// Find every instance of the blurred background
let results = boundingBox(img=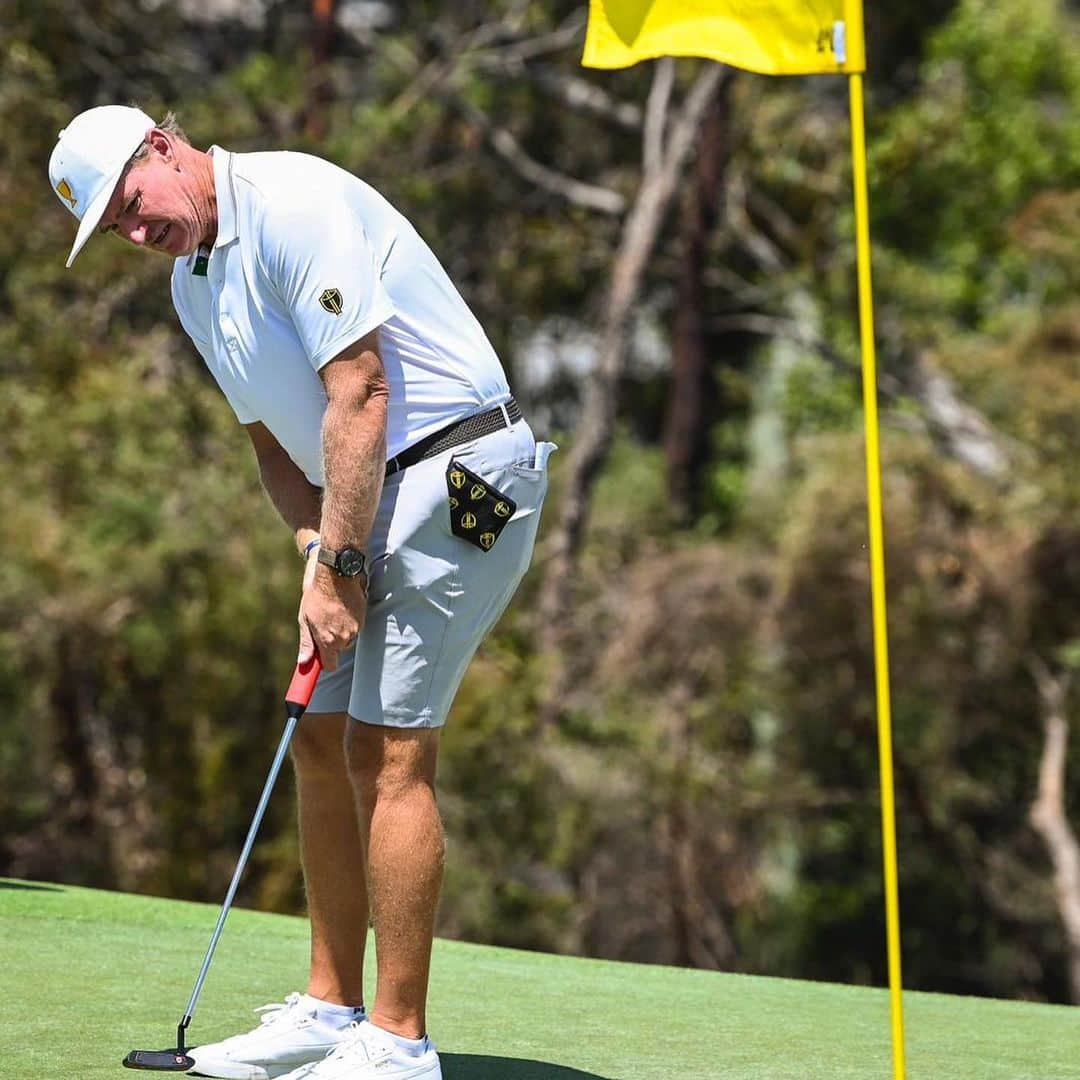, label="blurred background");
[2,0,1078,1006]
